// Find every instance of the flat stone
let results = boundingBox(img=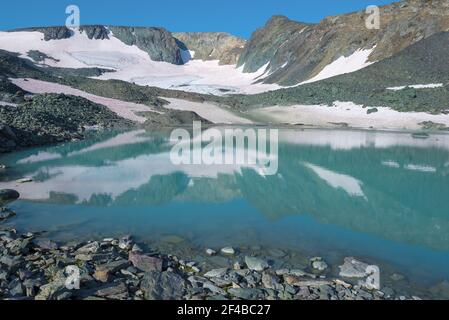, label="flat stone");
[204,268,228,278]
[206,248,216,256]
[262,271,282,290]
[228,288,264,300]
[221,247,235,255]
[339,257,371,278]
[129,252,163,272]
[95,282,128,299]
[94,259,130,283]
[245,256,269,271]
[140,271,186,300]
[76,242,100,254]
[75,253,110,262]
